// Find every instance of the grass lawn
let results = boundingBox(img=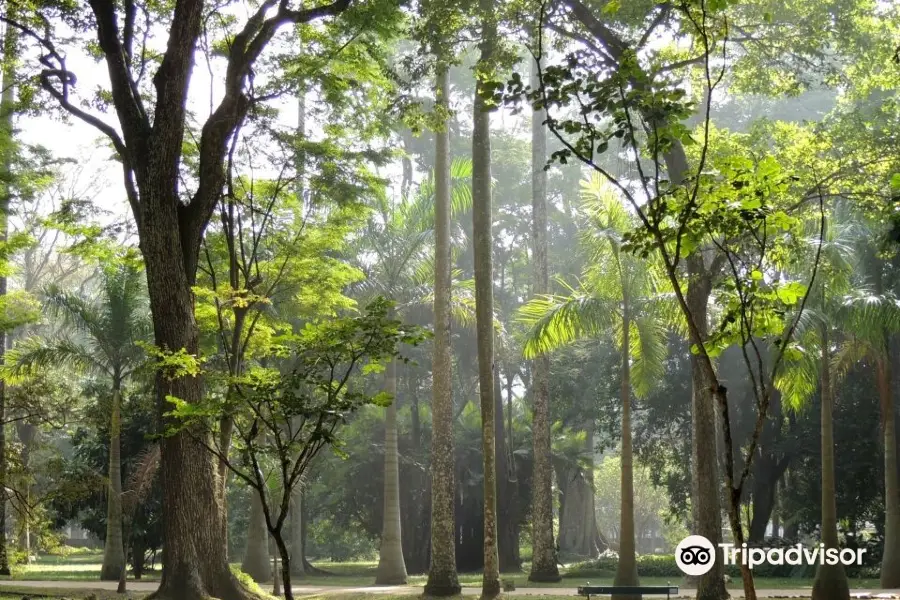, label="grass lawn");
[4,552,160,582]
[0,554,887,591]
